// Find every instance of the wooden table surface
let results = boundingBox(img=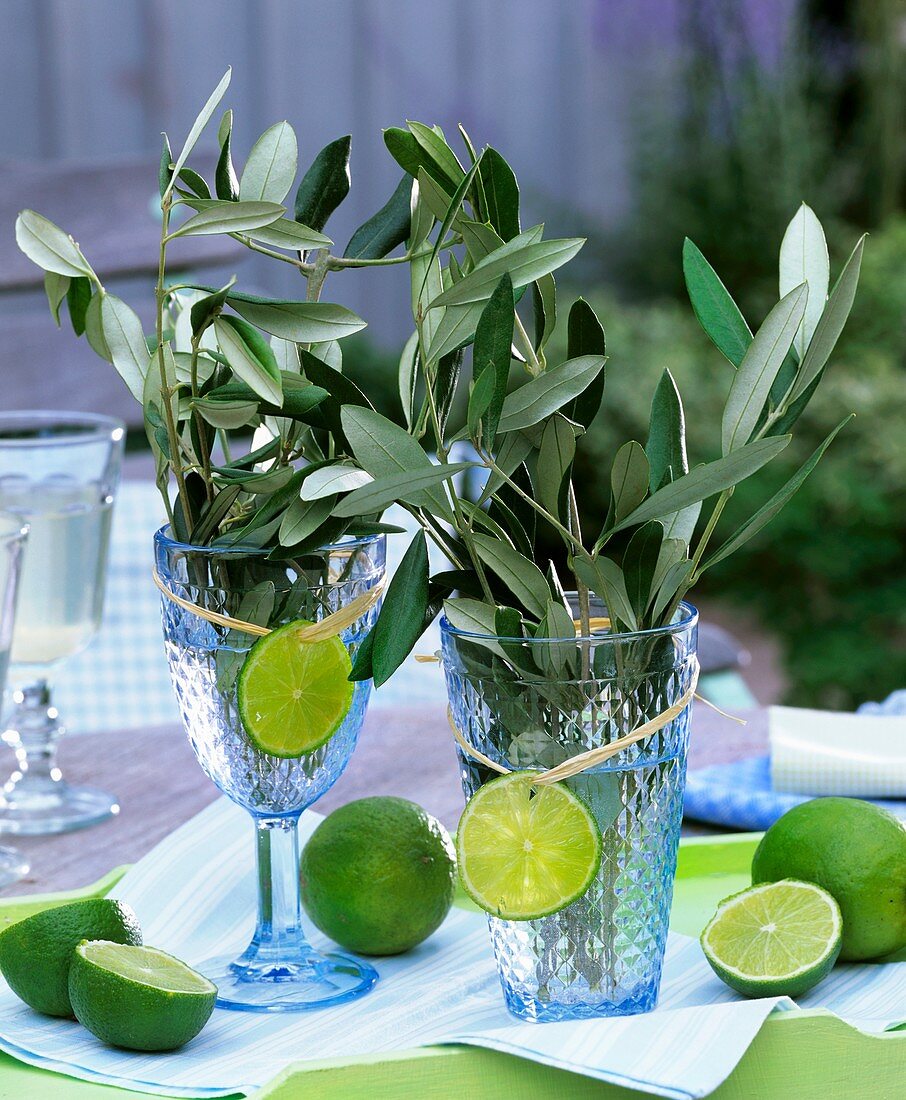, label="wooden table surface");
[0,155,244,292]
[0,706,766,898]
